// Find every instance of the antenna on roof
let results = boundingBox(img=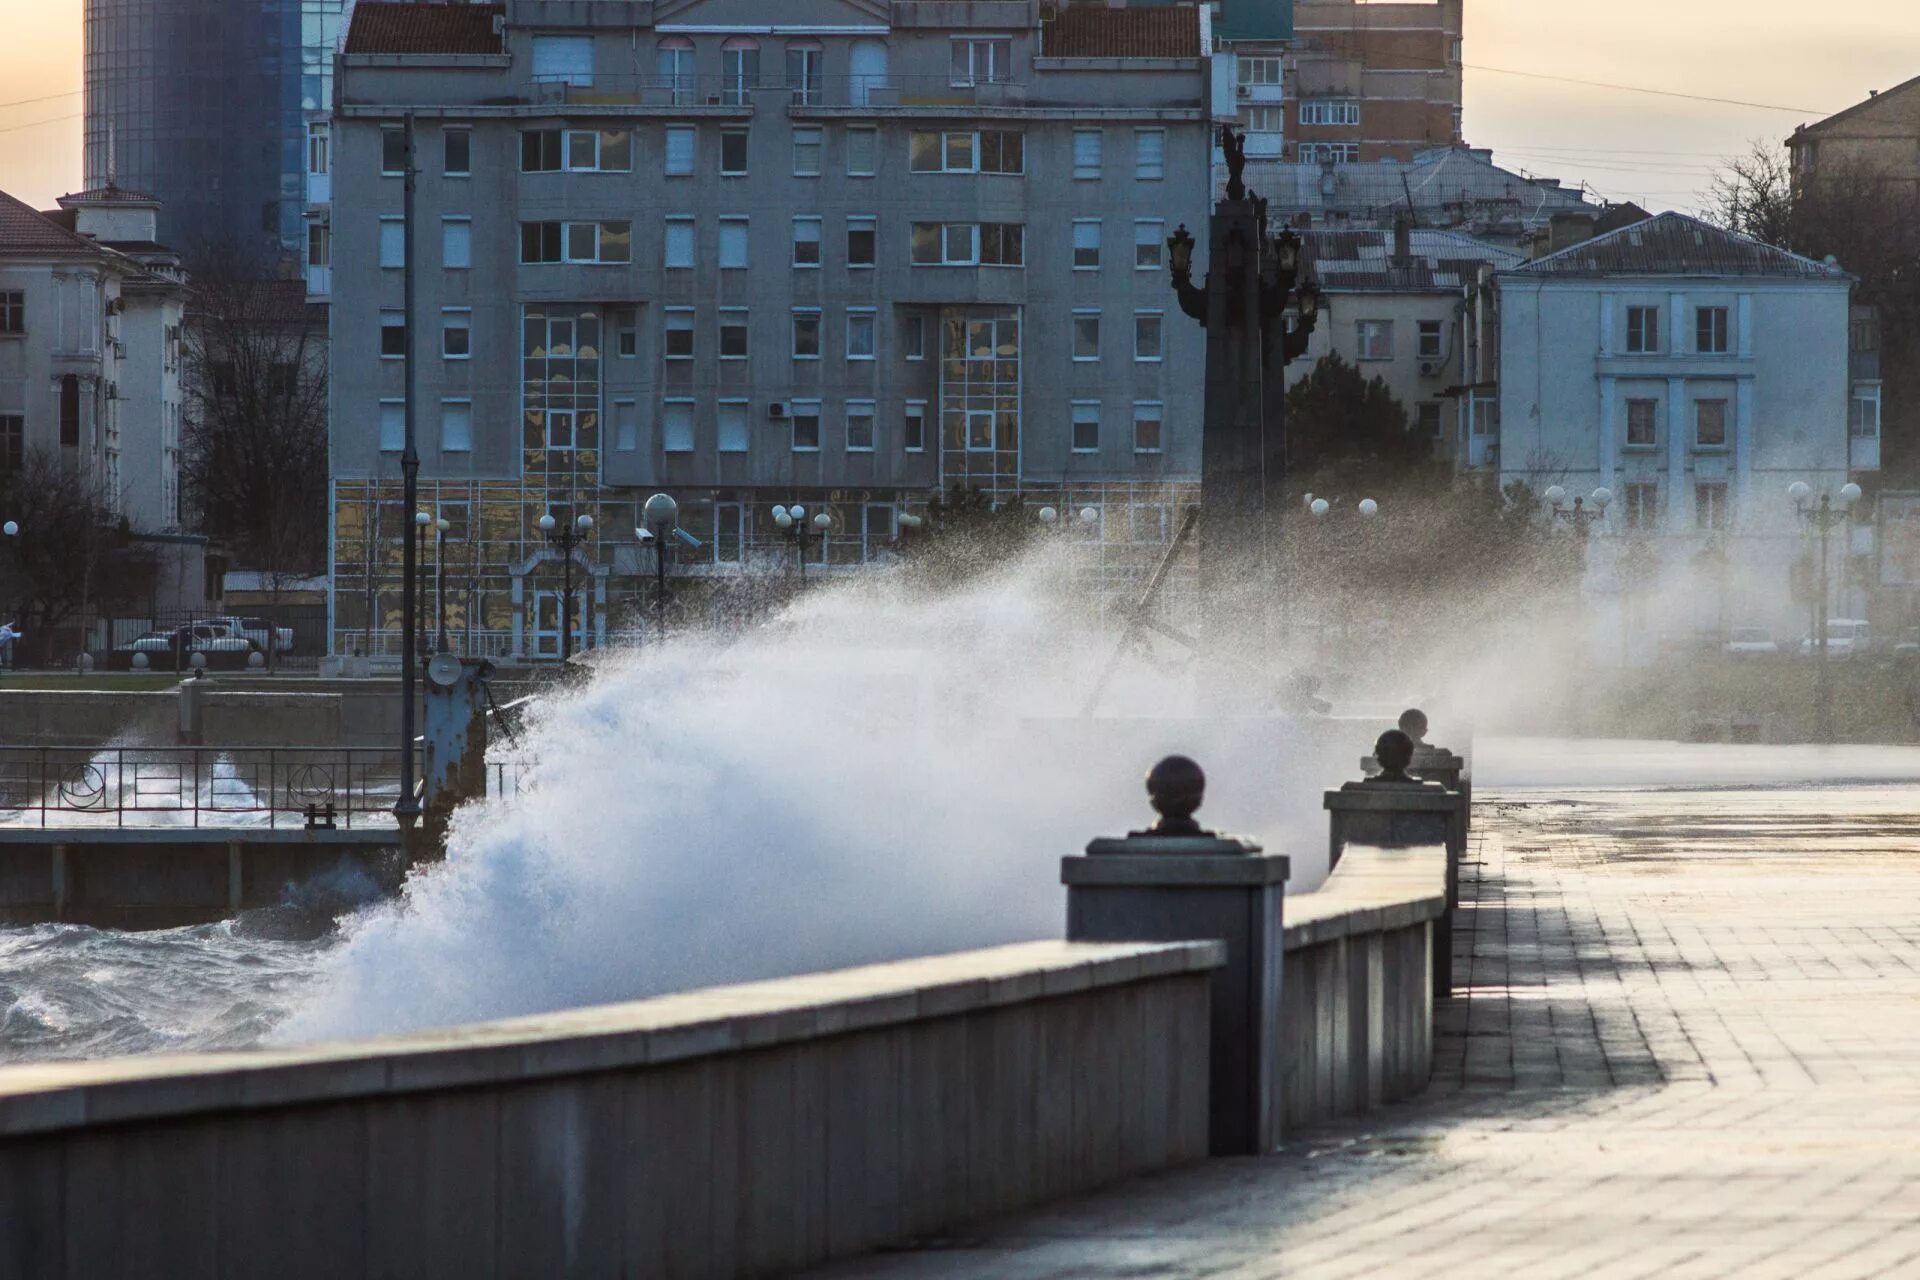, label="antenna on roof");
[106,121,117,187]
